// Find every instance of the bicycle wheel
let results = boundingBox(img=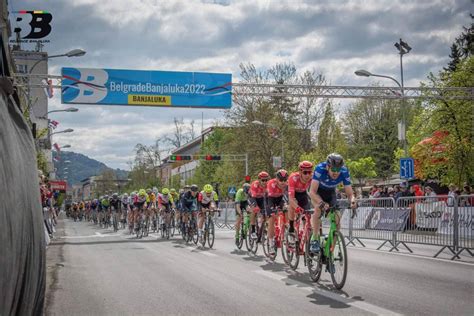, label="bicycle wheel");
[207,219,215,248]
[330,231,348,290]
[191,220,199,244]
[236,226,244,249]
[306,235,323,282]
[170,217,175,237]
[283,228,299,270]
[113,213,118,232]
[165,223,170,240]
